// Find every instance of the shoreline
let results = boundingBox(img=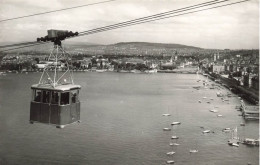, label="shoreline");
[1,68,258,105]
[203,73,259,105]
[0,66,199,74]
